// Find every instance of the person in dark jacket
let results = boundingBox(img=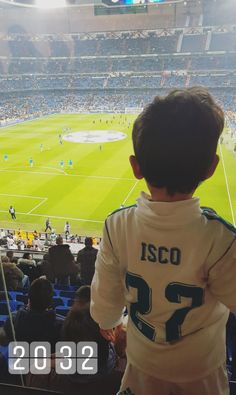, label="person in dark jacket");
[77,237,98,285]
[0,277,63,352]
[48,236,78,284]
